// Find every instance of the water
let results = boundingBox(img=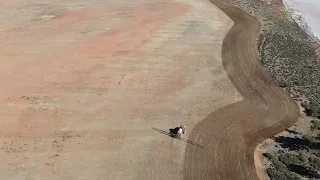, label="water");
[283,0,320,42]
